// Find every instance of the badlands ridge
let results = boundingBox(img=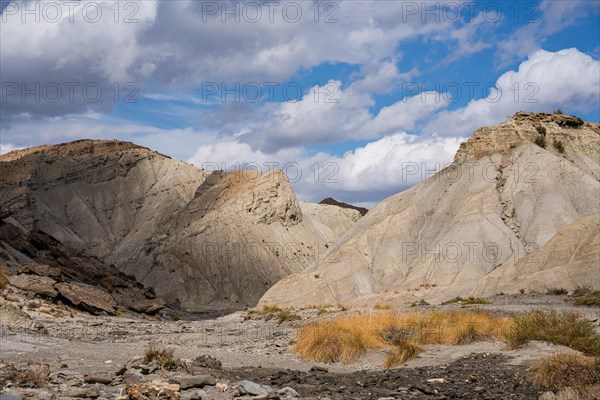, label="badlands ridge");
[0,112,598,313]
